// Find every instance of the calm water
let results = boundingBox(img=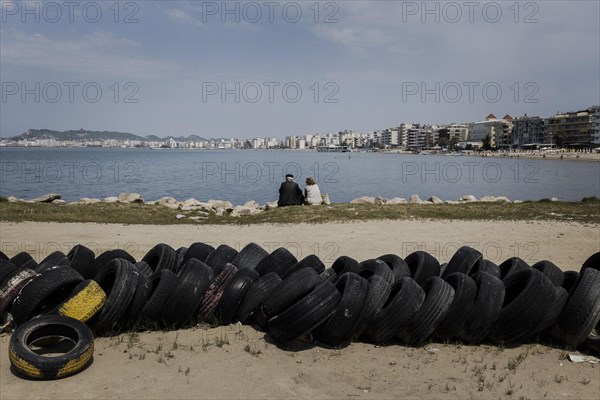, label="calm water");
[0,148,598,204]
